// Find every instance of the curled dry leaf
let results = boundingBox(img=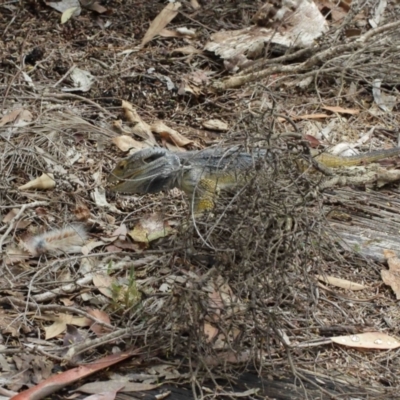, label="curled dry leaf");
[129,213,174,245]
[0,108,33,126]
[331,332,400,350]
[171,45,202,55]
[18,173,55,190]
[46,0,80,13]
[61,7,79,23]
[316,275,367,291]
[141,2,181,47]
[121,101,156,144]
[204,323,219,342]
[80,0,108,13]
[112,135,146,152]
[151,121,193,147]
[202,119,229,132]
[322,106,360,115]
[93,274,114,298]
